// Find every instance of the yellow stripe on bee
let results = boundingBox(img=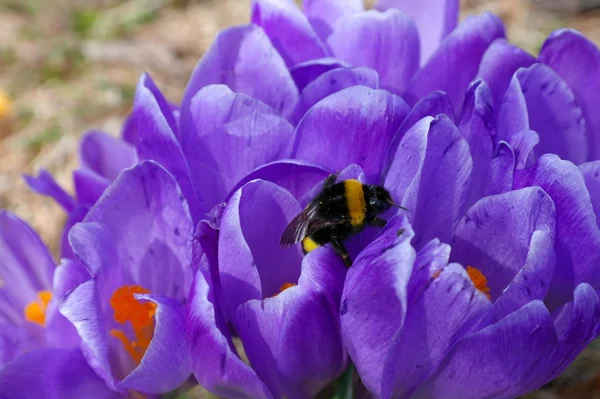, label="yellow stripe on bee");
[302,237,320,253]
[344,179,366,227]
